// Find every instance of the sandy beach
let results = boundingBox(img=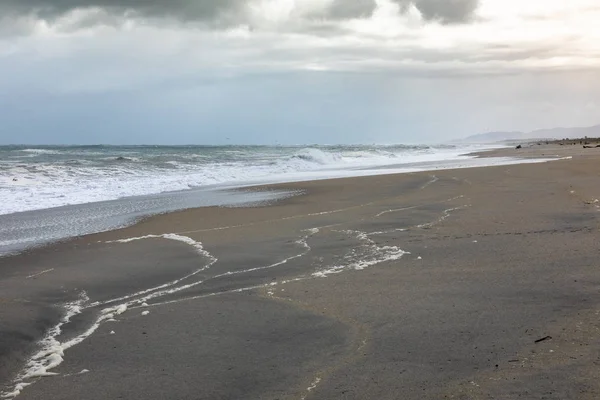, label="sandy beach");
[2,145,600,399]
